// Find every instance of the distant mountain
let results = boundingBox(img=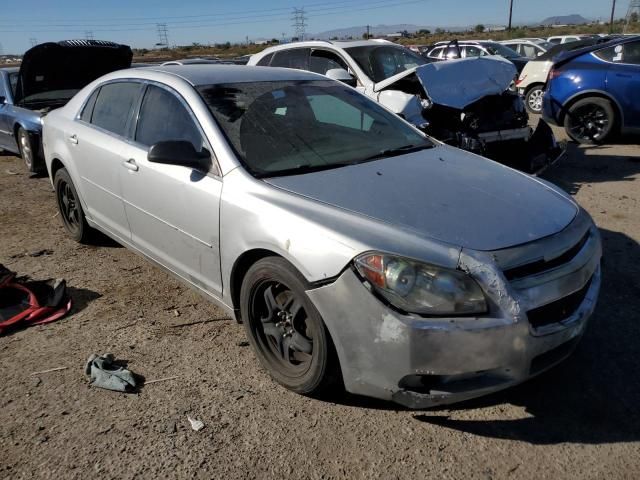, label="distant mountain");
[540,14,590,25]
